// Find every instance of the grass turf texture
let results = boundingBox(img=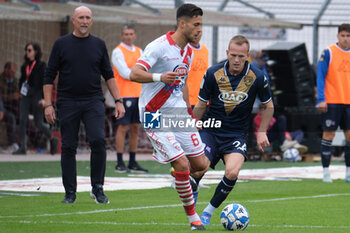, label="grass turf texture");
[0,161,349,232]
